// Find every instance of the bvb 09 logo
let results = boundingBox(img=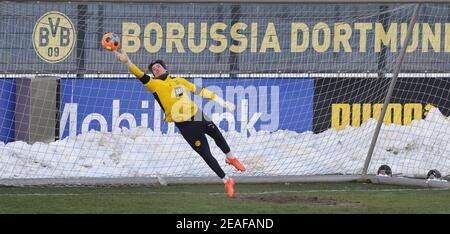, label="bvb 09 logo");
[32,11,76,63]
